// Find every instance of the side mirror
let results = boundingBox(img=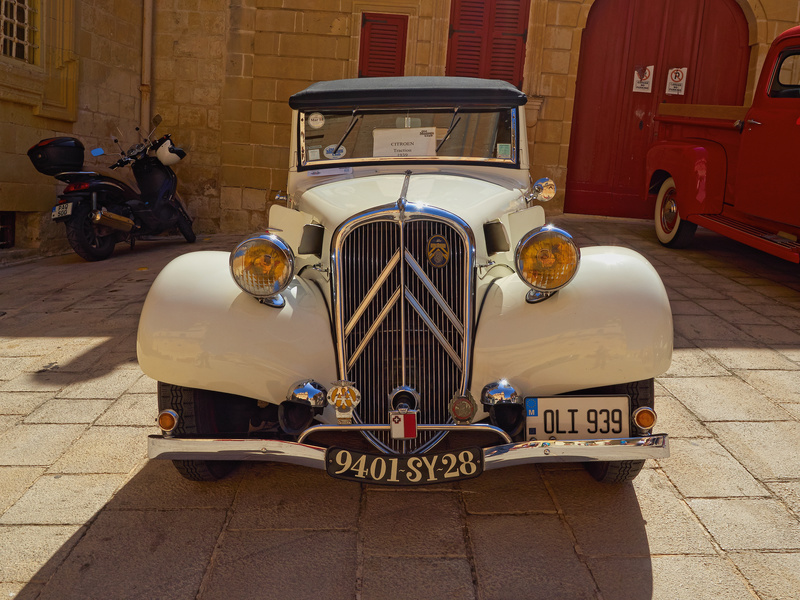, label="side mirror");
[90,148,105,157]
[152,114,163,127]
[532,177,556,202]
